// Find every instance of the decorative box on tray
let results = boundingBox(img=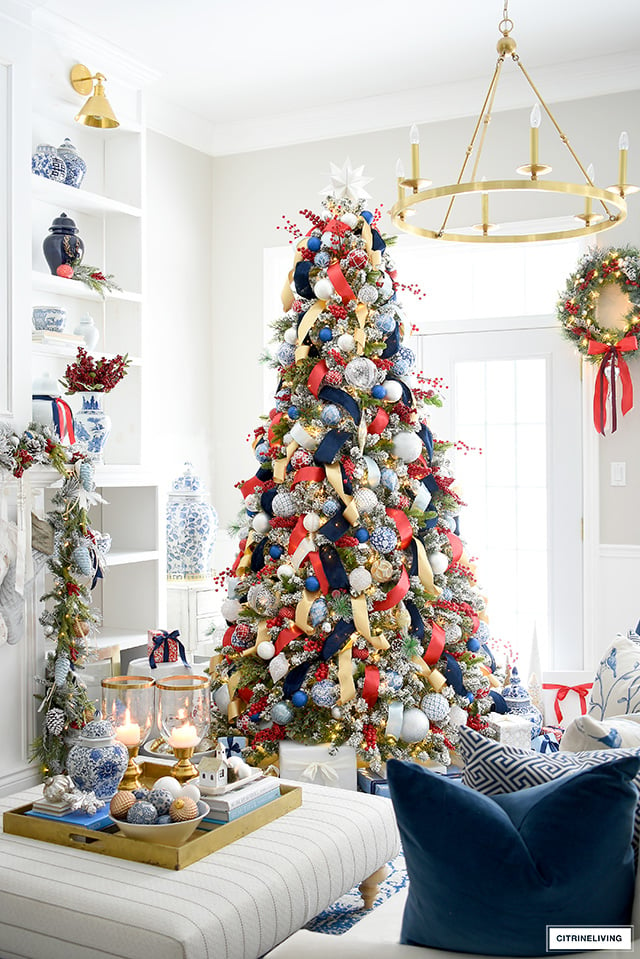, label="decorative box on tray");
[279,741,357,790]
[541,670,594,728]
[487,713,532,750]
